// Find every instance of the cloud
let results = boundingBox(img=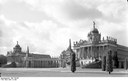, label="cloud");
[18,0,127,27]
[62,0,103,20]
[0,15,16,54]
[97,0,127,23]
[0,0,127,56]
[0,0,50,23]
[0,14,72,56]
